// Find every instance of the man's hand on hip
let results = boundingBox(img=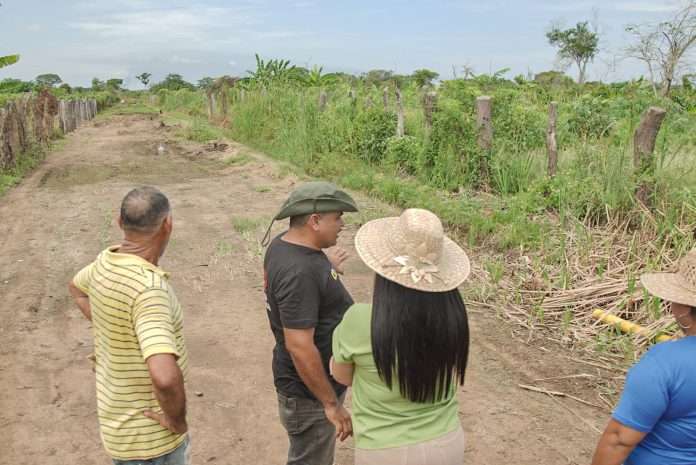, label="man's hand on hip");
[143,410,188,434]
